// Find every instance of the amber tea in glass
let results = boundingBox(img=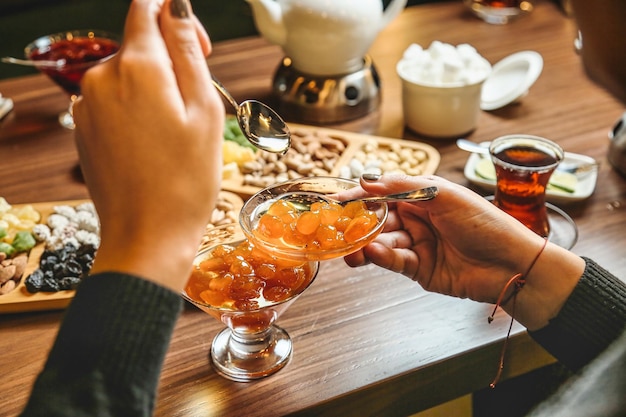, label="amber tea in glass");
[489,135,563,237]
